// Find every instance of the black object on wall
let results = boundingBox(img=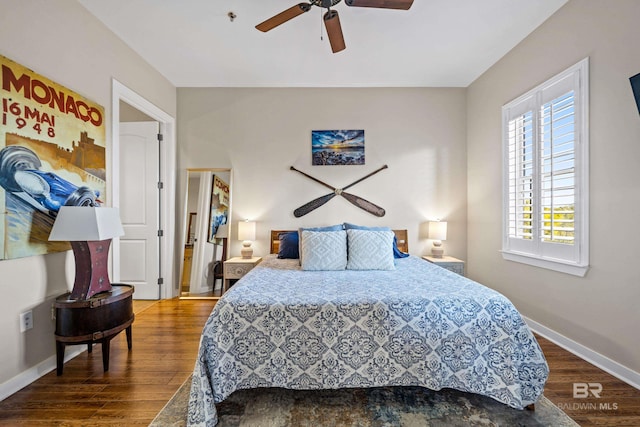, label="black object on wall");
[631,72,640,115]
